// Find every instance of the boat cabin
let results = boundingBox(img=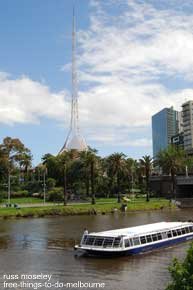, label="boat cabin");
[80,222,193,250]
